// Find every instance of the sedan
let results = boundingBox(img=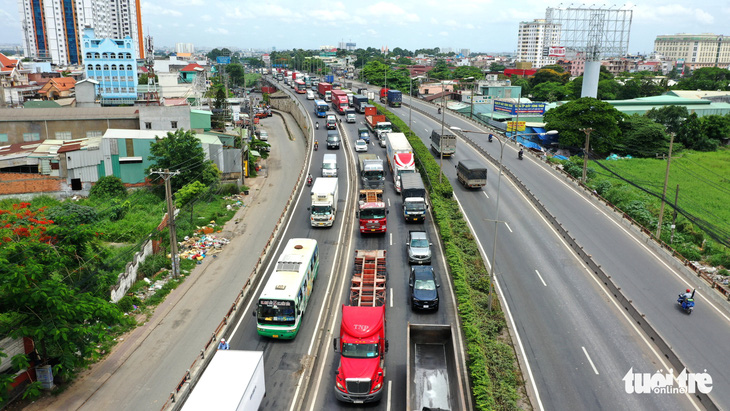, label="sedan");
[409,266,440,311]
[354,139,368,152]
